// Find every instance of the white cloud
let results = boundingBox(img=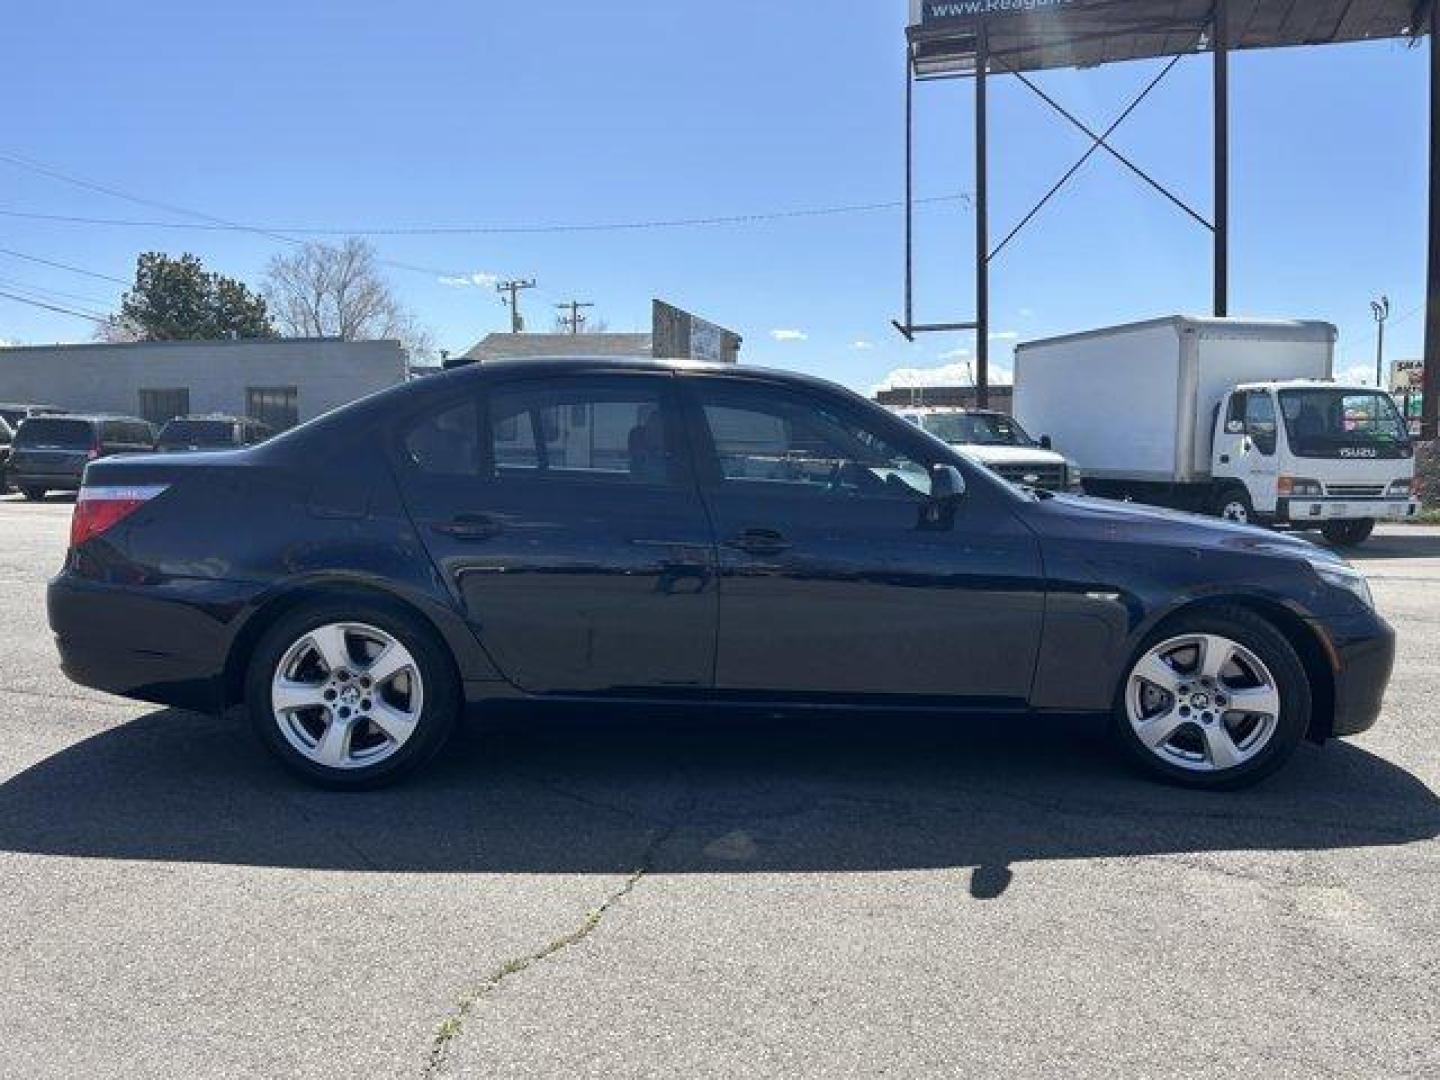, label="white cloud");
[1335,363,1378,387]
[437,272,501,288]
[770,329,808,342]
[939,347,971,360]
[1019,307,1035,318]
[0,338,19,348]
[989,329,1020,341]
[850,339,874,351]
[872,361,1014,396]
